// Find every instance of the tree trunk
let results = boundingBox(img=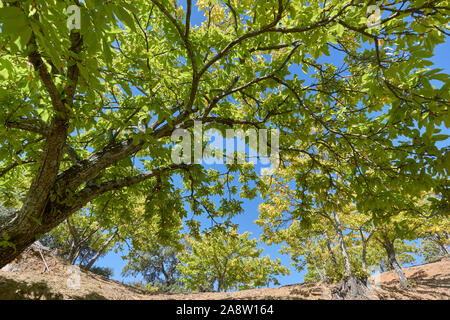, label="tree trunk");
[379,258,385,273]
[332,275,373,300]
[359,229,368,273]
[67,240,78,264]
[383,238,408,289]
[310,255,325,281]
[0,133,177,268]
[326,213,371,299]
[84,232,117,270]
[0,202,79,268]
[332,214,352,278]
[0,226,42,268]
[432,234,450,256]
[324,232,339,268]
